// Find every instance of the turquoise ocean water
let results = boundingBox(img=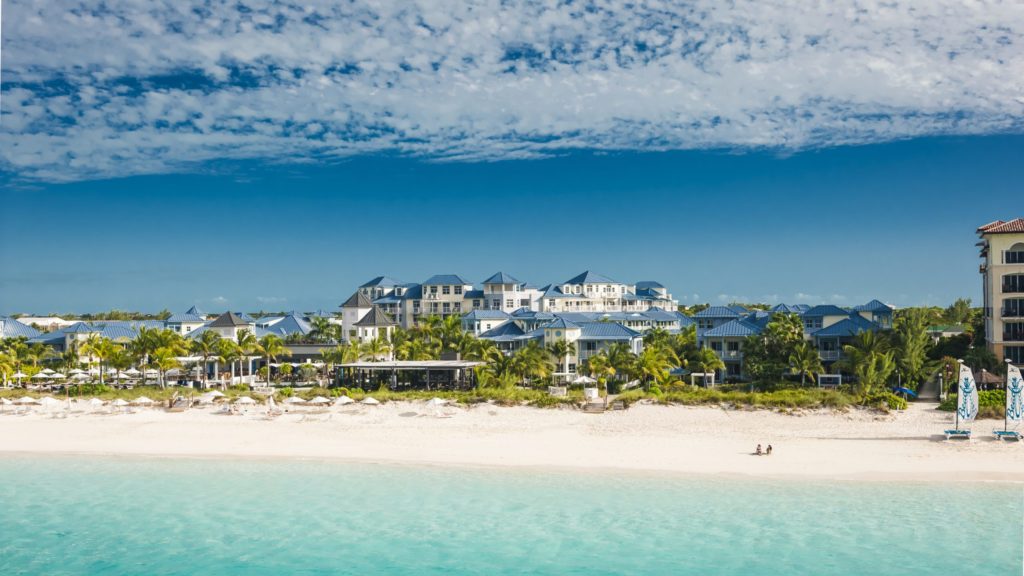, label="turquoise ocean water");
[0,456,1020,575]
